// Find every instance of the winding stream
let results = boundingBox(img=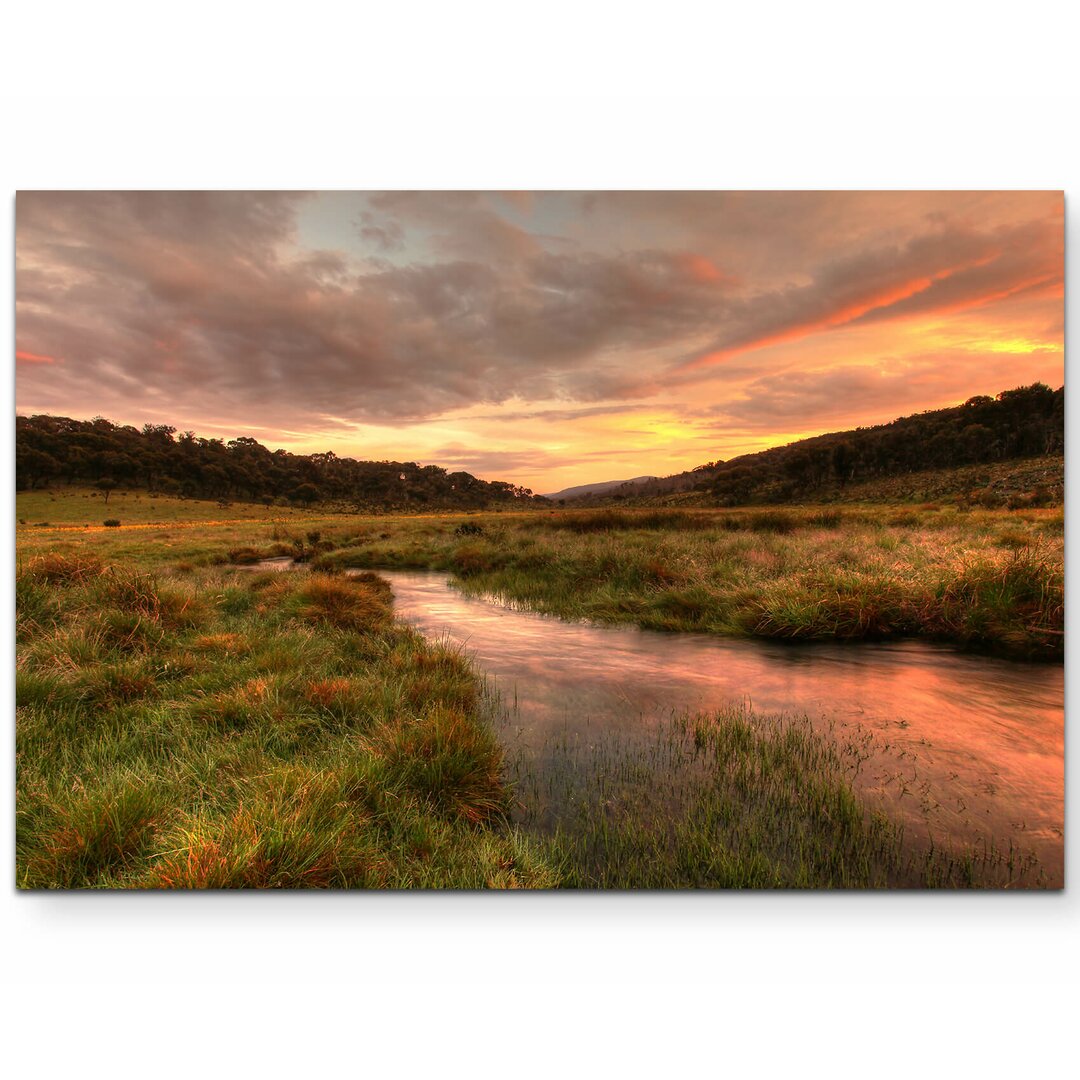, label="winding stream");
[373,569,1065,885]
